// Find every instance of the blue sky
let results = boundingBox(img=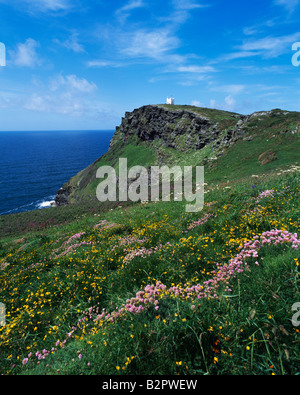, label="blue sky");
[0,0,300,130]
